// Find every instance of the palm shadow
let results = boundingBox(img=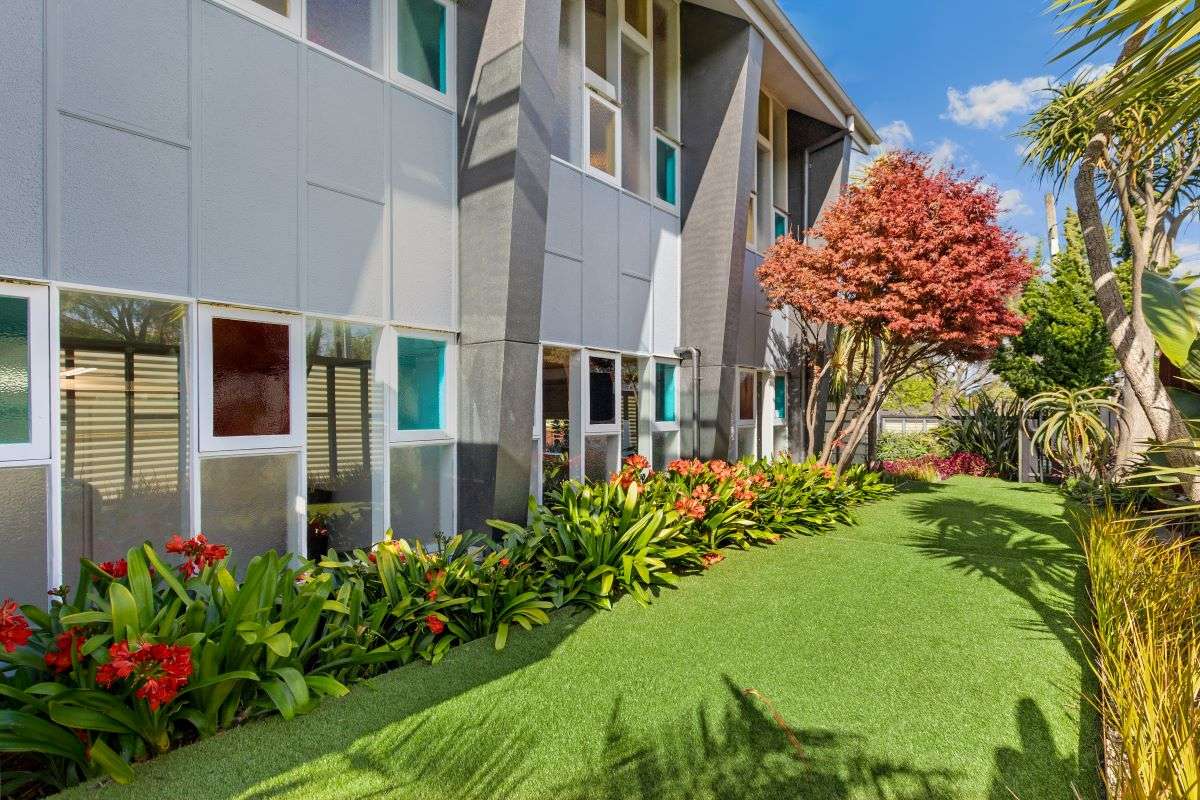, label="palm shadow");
[989,698,1092,800]
[560,677,964,800]
[906,497,1100,797]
